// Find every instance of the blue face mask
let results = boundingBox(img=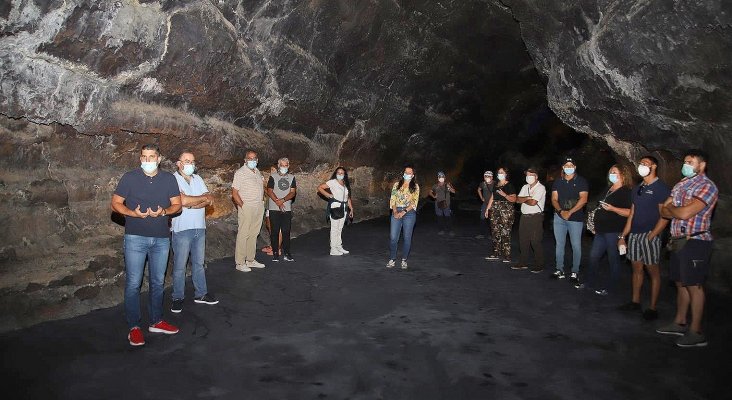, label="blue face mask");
[279,167,288,175]
[608,173,618,184]
[681,164,696,178]
[563,167,575,176]
[246,160,258,169]
[403,174,413,181]
[182,164,195,176]
[141,161,158,174]
[336,174,345,181]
